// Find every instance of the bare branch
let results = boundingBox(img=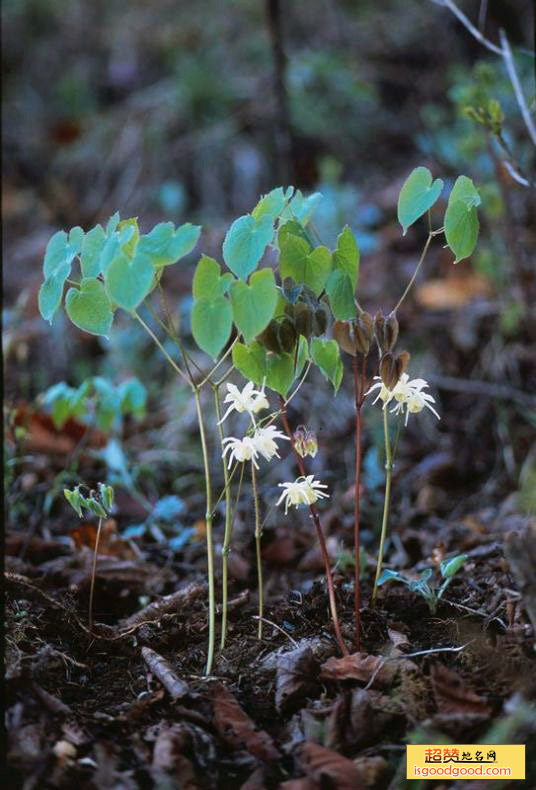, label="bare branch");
[499,29,536,147]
